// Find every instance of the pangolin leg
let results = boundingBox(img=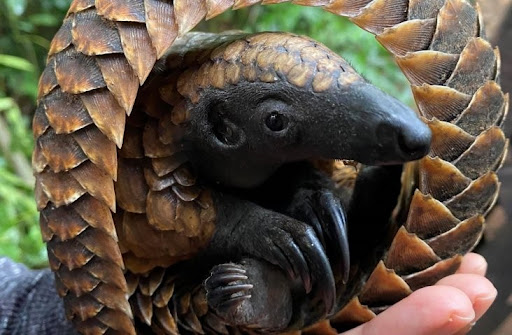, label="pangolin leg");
[204,193,336,330]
